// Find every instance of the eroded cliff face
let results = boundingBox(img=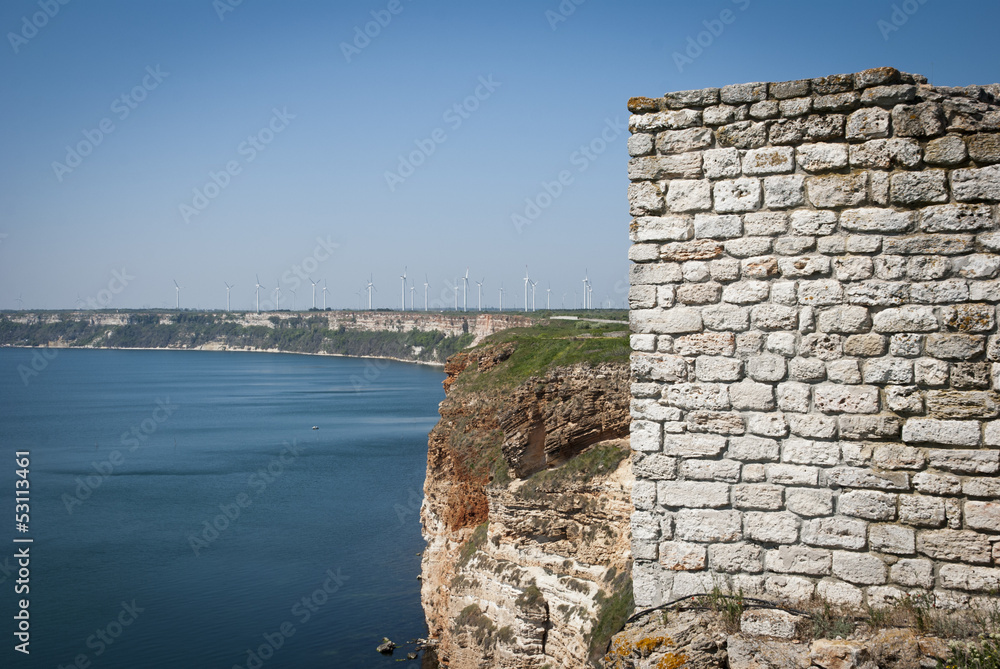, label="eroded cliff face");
[421,343,633,668]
